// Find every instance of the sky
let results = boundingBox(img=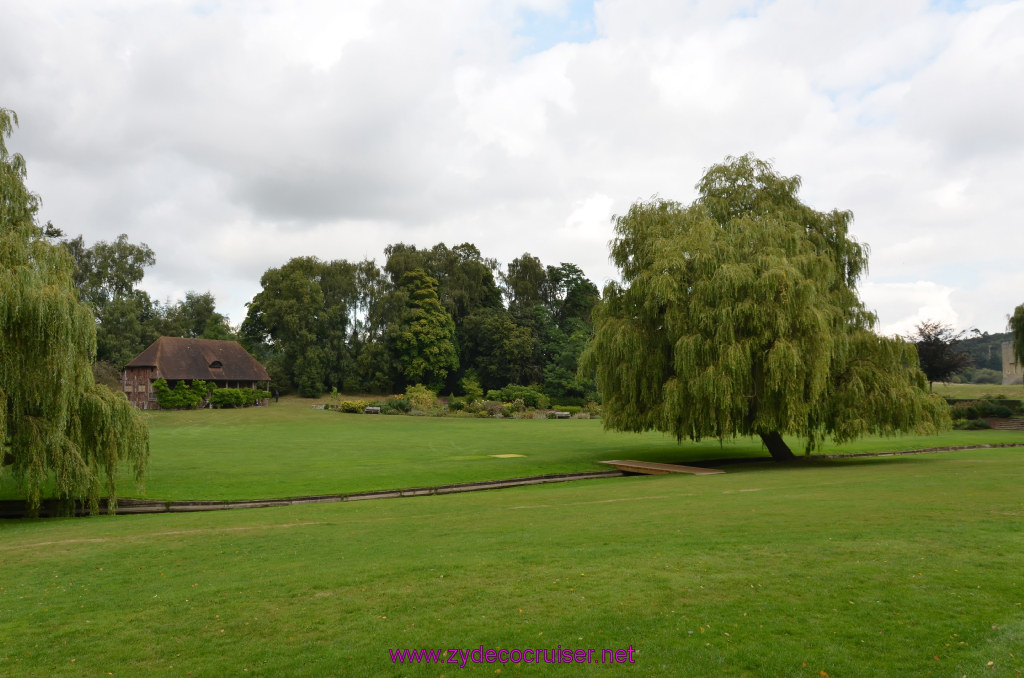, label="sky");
[2,0,1022,335]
